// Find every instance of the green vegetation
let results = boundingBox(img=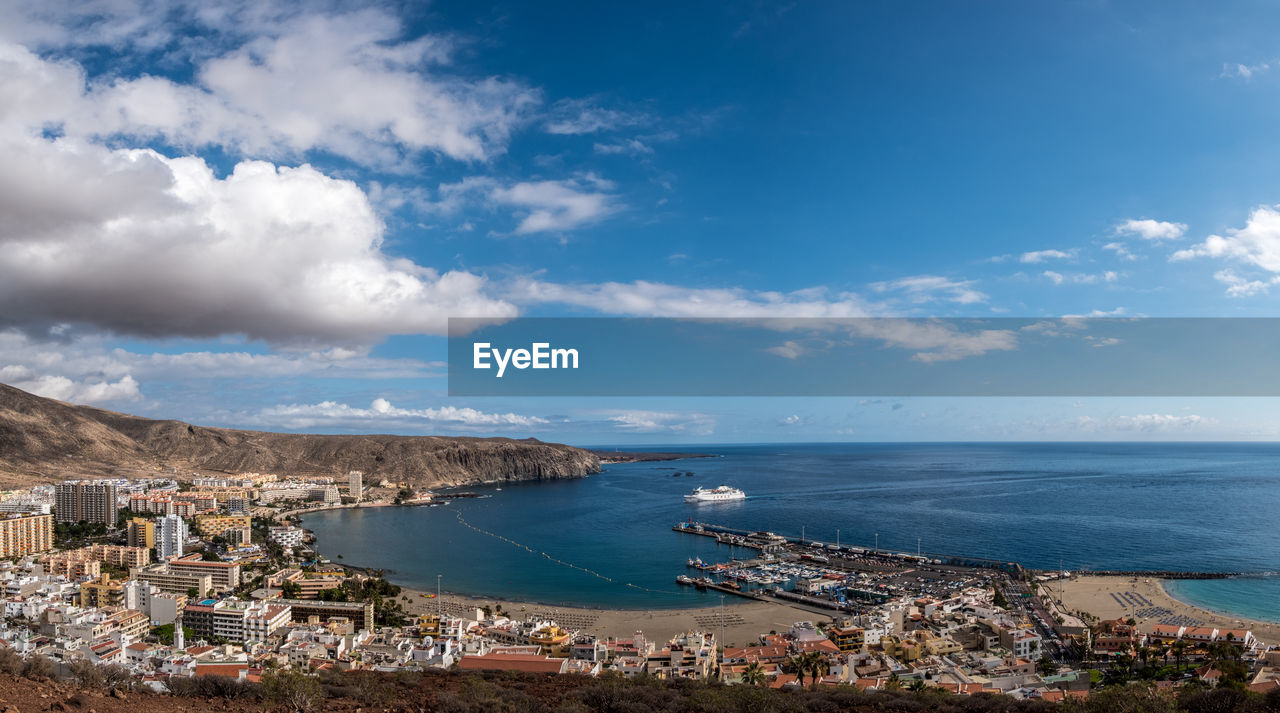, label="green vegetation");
[151,622,194,646]
[312,575,407,625]
[992,587,1010,609]
[53,519,108,543]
